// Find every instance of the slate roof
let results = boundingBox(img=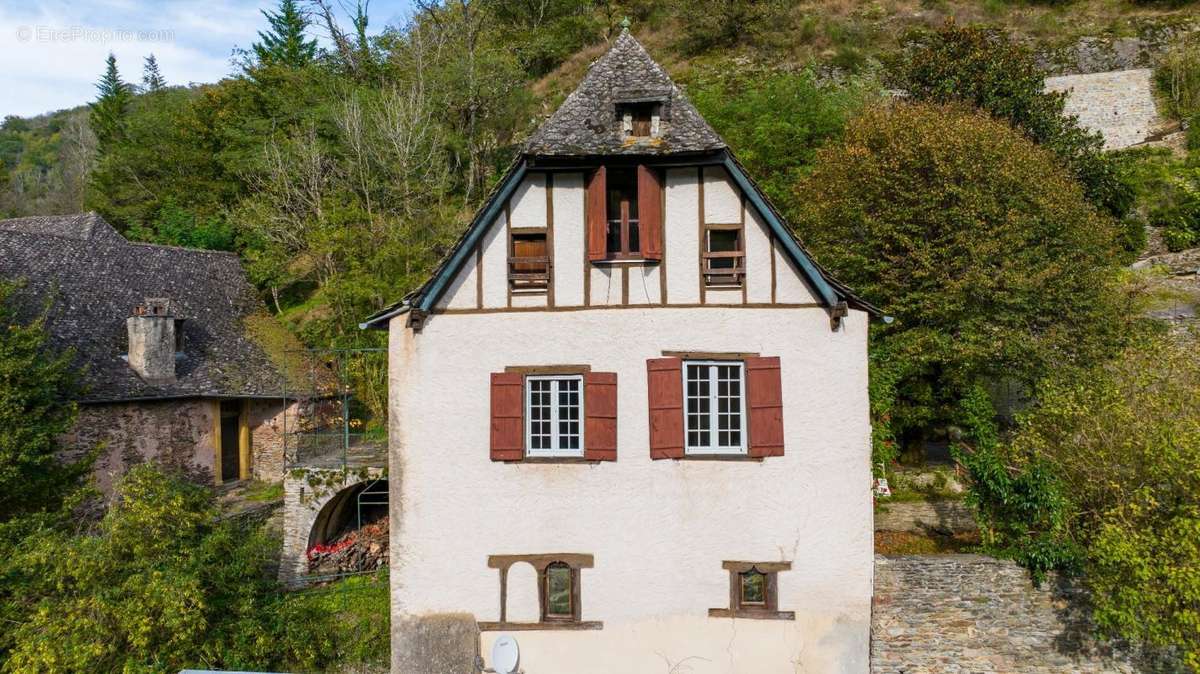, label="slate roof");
[523,30,725,156]
[0,213,292,403]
